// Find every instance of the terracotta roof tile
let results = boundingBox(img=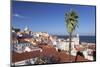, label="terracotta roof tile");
[12,45,89,63]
